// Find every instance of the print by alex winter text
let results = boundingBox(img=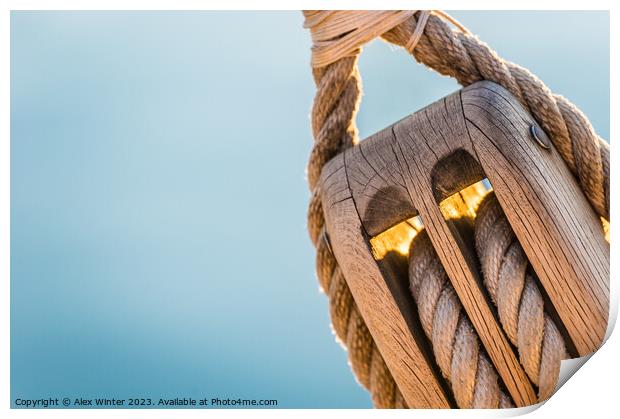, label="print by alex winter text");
[11,11,609,409]
[14,397,278,408]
